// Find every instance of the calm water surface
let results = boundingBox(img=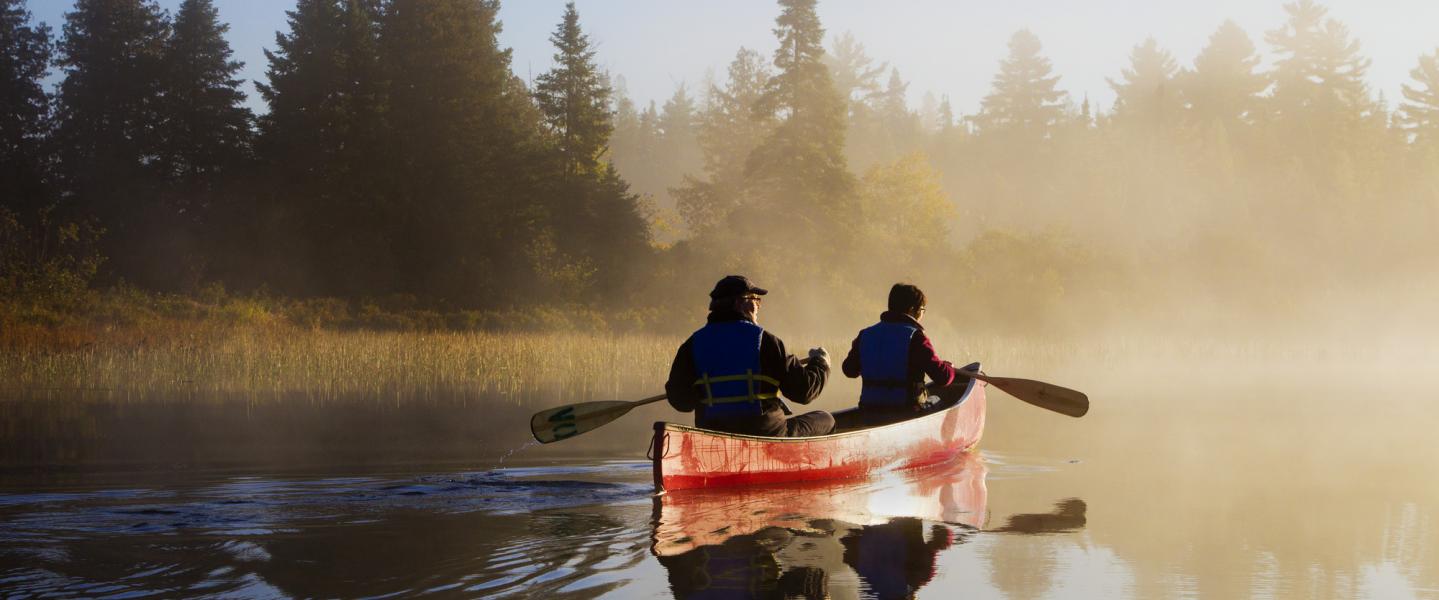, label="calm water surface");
[2,372,1437,598]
